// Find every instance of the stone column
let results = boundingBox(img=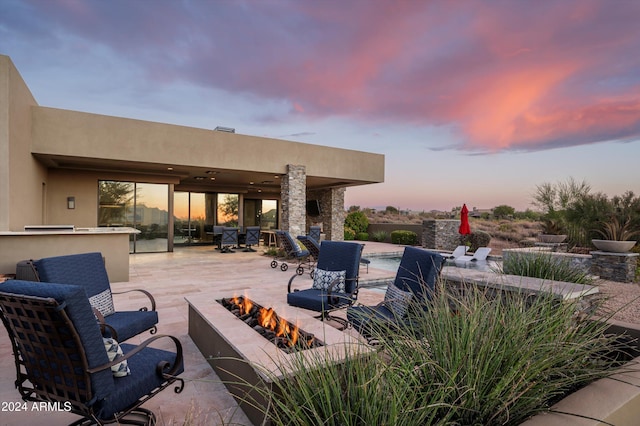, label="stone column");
[280,165,306,237]
[590,251,639,283]
[324,188,345,241]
